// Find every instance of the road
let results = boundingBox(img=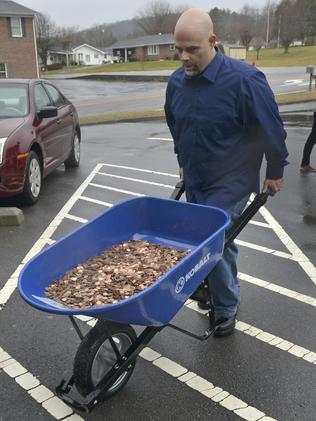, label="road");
[49,66,315,118]
[0,121,315,421]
